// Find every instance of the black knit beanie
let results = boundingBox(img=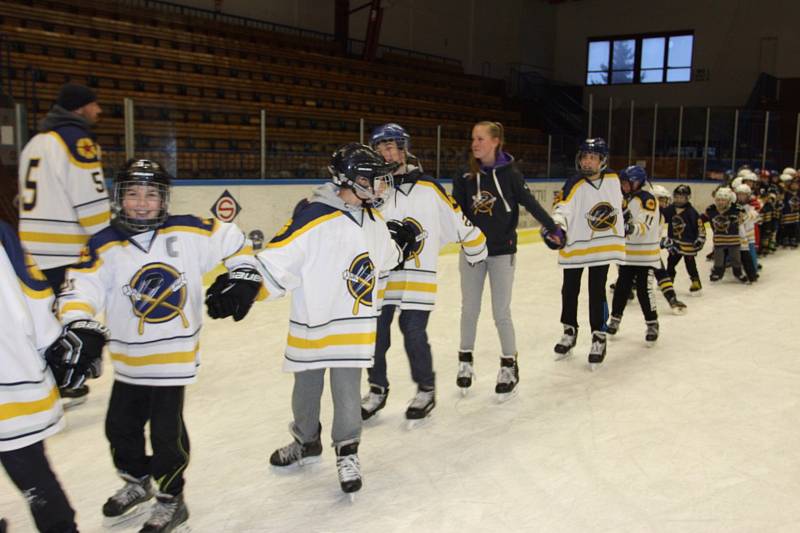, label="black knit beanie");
[56,83,97,111]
